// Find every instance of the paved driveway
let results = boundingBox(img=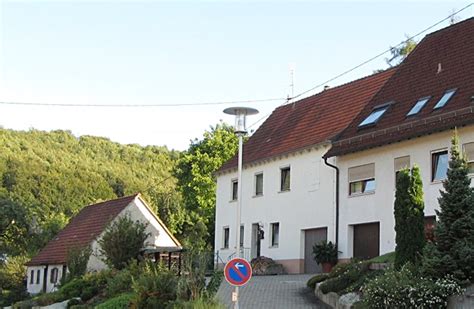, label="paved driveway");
[216,274,329,309]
